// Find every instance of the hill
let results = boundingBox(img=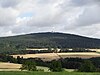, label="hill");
[0,32,100,54]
